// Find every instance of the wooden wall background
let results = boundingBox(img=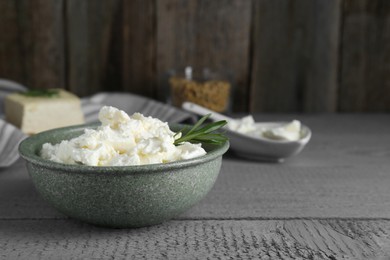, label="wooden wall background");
[0,0,389,113]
